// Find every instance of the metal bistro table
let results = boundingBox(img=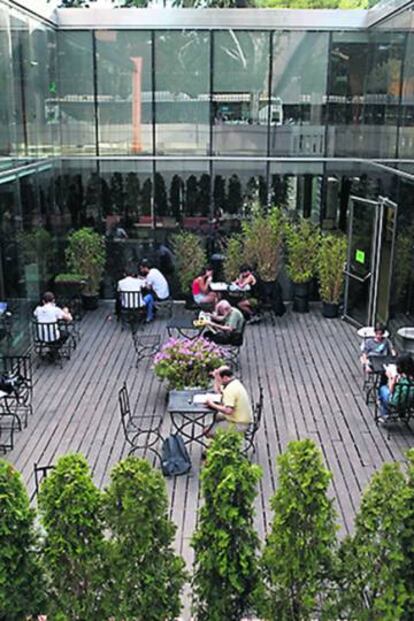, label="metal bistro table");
[210,282,251,296]
[166,315,206,340]
[167,389,218,447]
